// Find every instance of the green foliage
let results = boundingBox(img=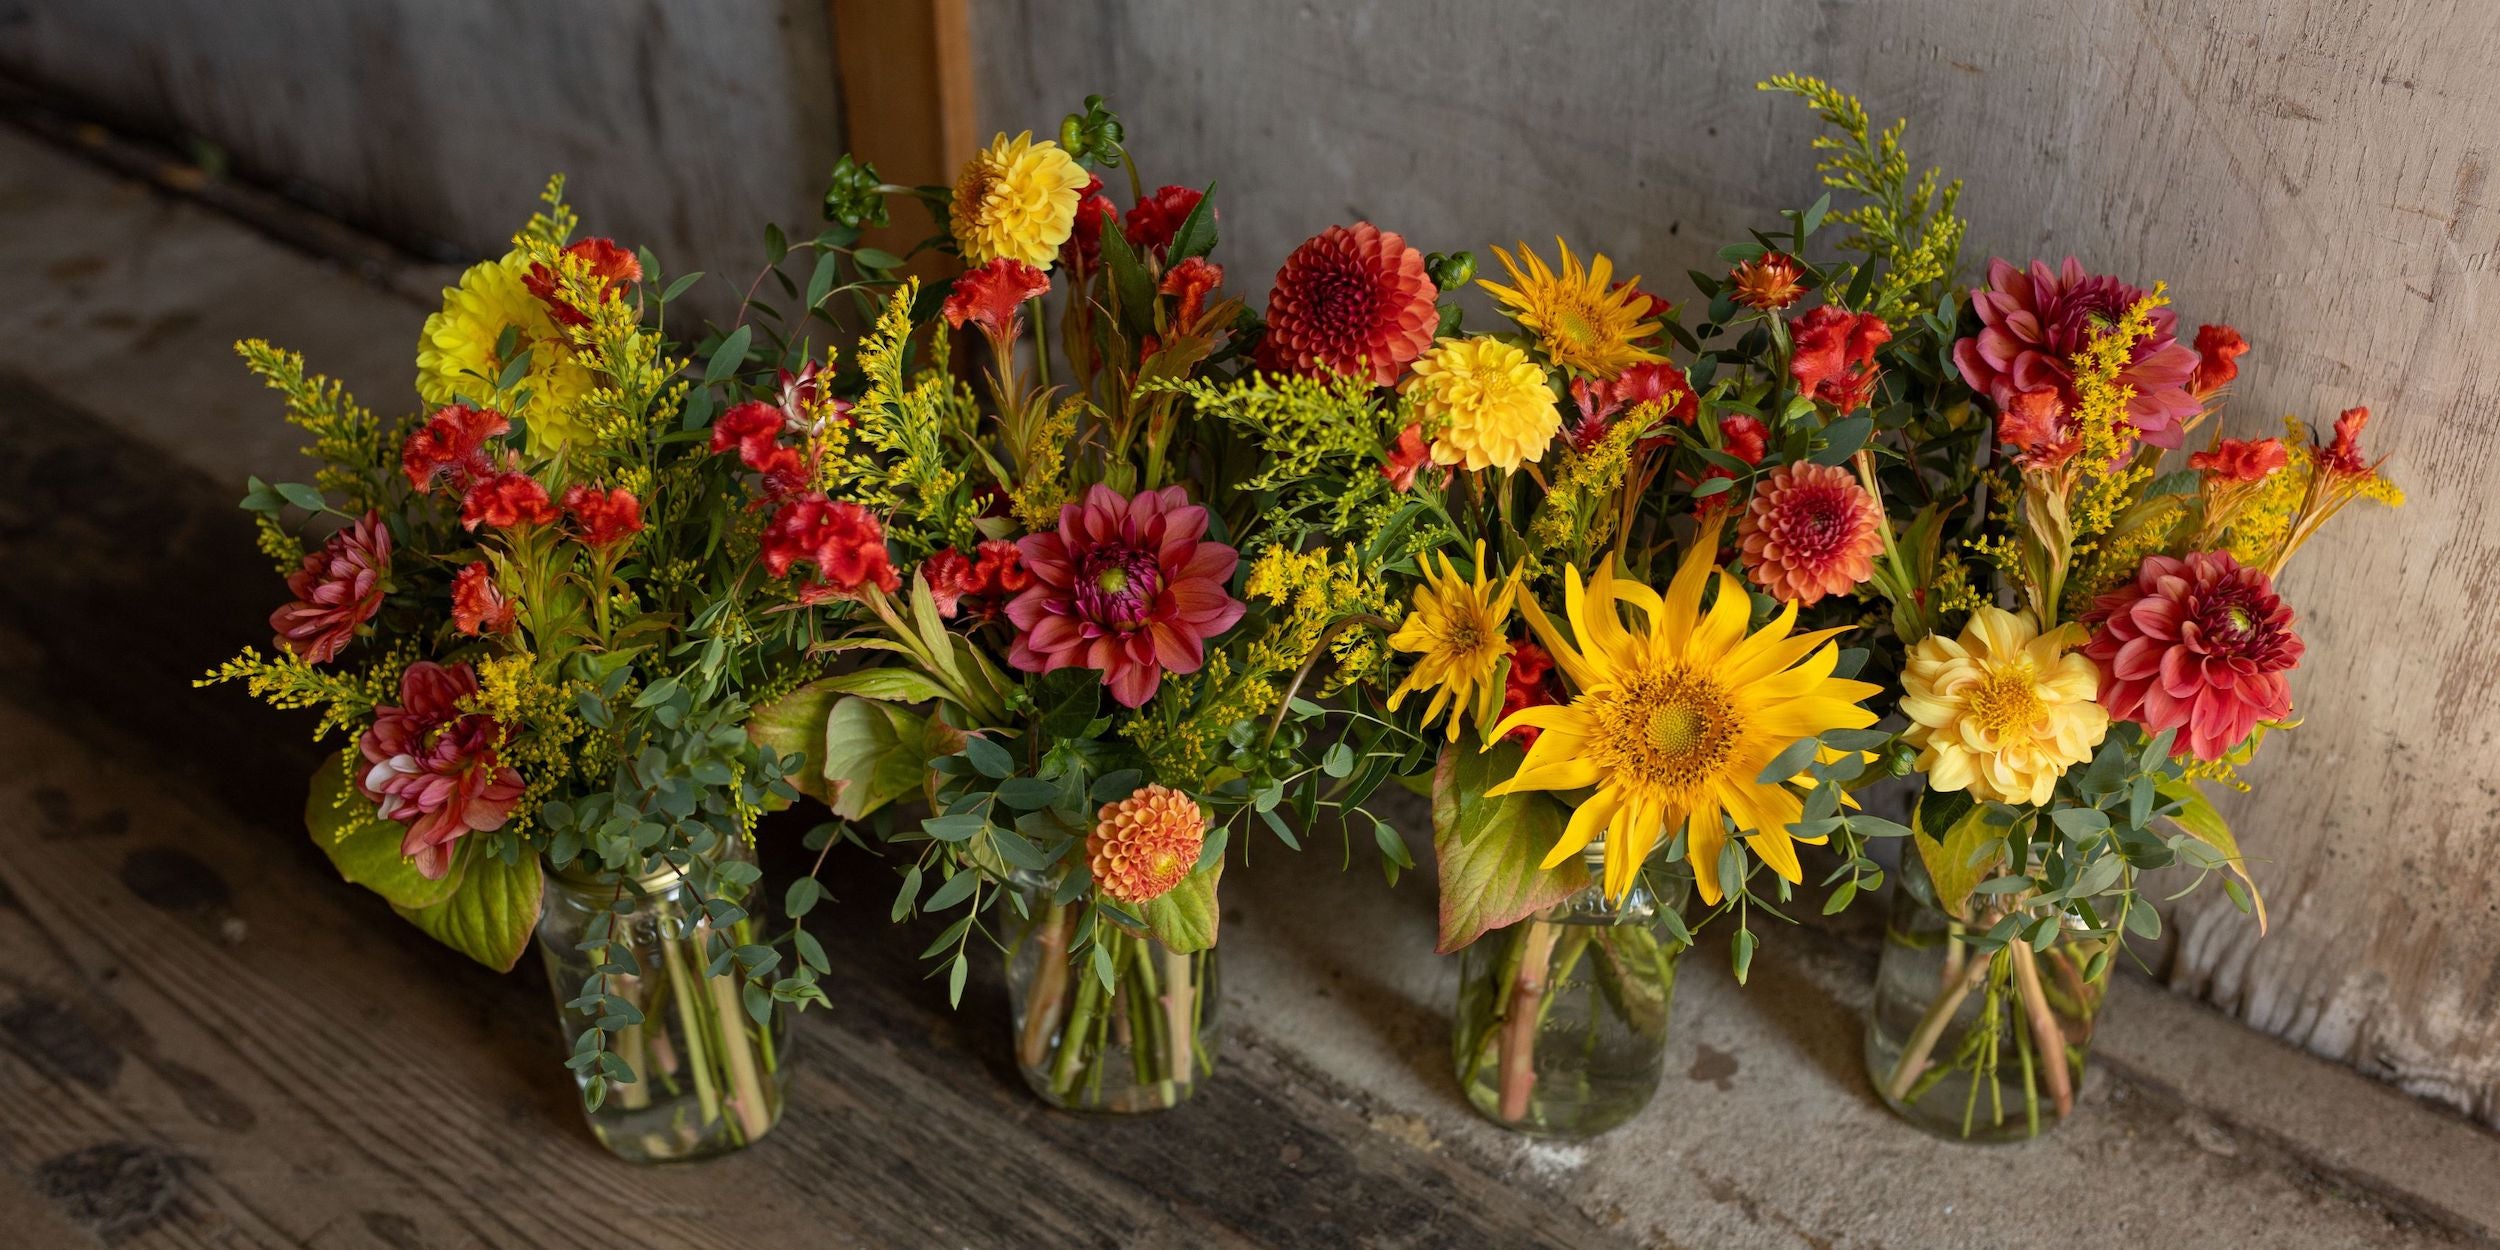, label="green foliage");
[394,847,545,973]
[1759,73,1967,318]
[1430,737,1588,954]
